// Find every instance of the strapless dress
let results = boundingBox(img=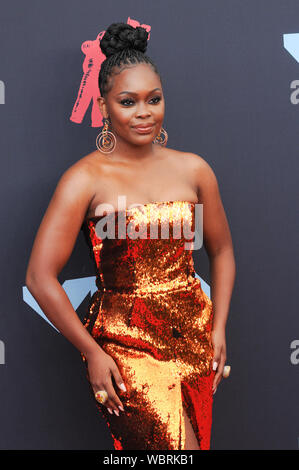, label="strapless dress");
[80,200,215,450]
